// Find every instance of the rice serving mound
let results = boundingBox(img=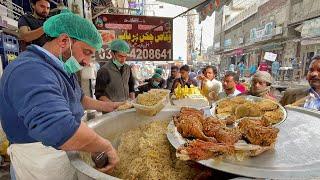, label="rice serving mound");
[111,120,198,179]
